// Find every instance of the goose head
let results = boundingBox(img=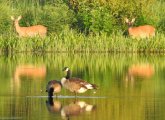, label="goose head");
[63,67,69,72]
